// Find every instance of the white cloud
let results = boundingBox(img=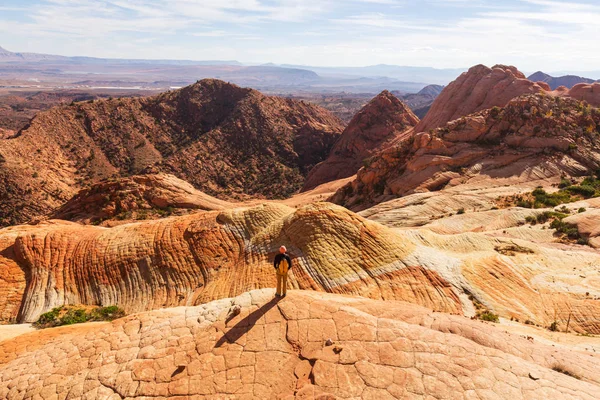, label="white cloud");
[1,0,600,72]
